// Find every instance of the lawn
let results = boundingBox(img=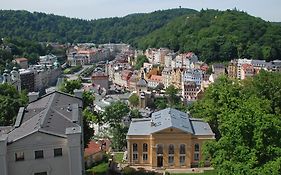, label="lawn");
[86,161,108,175]
[171,170,216,175]
[114,152,124,163]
